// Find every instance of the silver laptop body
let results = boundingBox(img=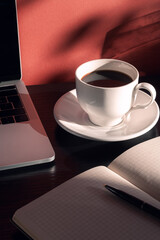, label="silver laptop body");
[0,0,55,170]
